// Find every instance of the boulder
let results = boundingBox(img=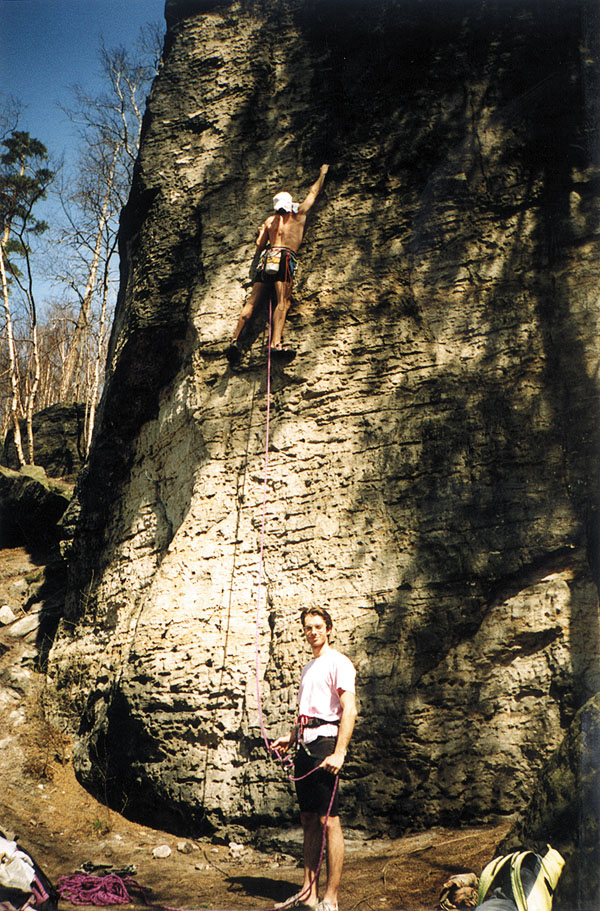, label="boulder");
[45,0,599,842]
[0,466,70,556]
[2,404,87,480]
[499,693,600,911]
